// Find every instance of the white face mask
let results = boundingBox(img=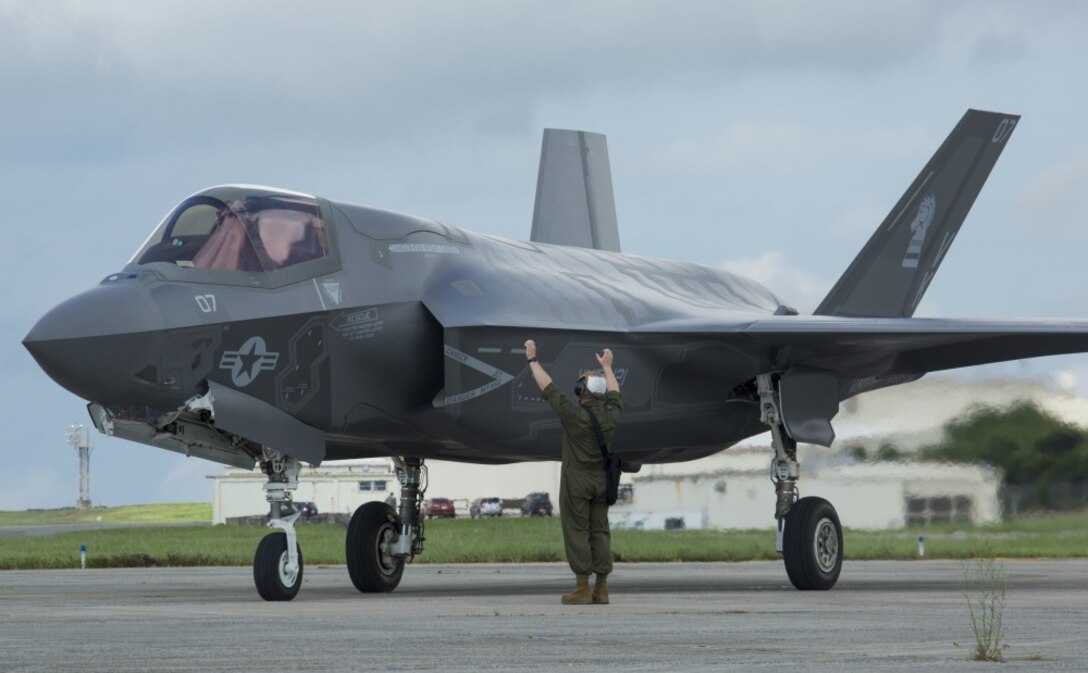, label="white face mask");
[584,375,607,396]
